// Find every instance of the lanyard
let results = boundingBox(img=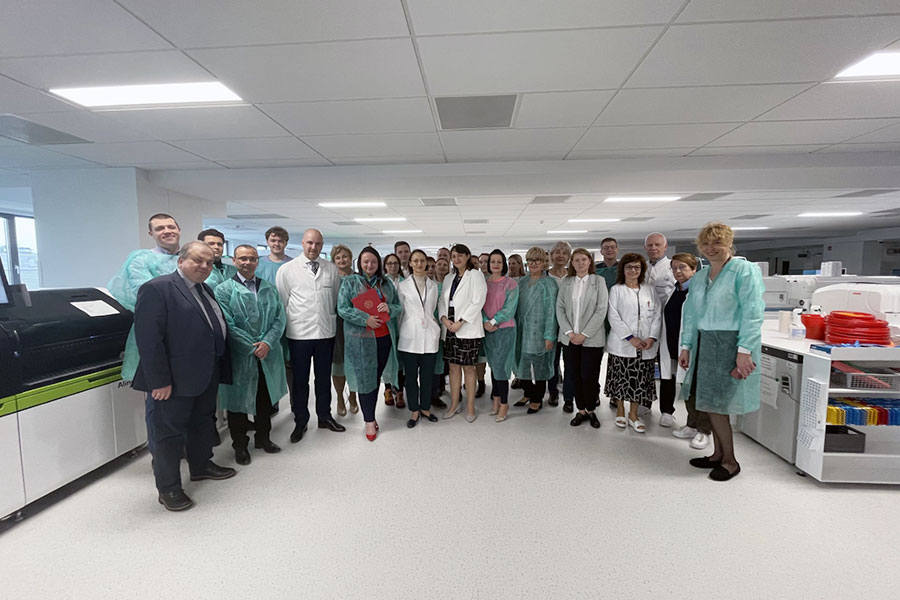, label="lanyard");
[413,276,428,313]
